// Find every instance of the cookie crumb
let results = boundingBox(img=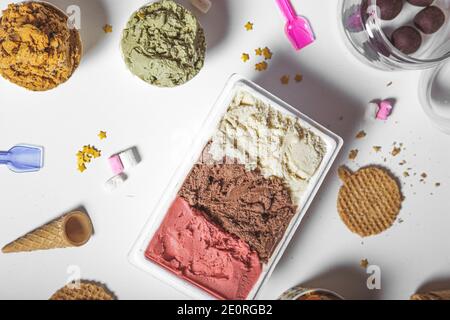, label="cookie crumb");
[349,149,358,160]
[387,81,393,87]
[373,146,382,152]
[360,259,369,269]
[421,173,427,179]
[356,130,366,139]
[294,73,303,83]
[399,160,406,166]
[435,182,441,187]
[403,171,410,177]
[391,147,401,156]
